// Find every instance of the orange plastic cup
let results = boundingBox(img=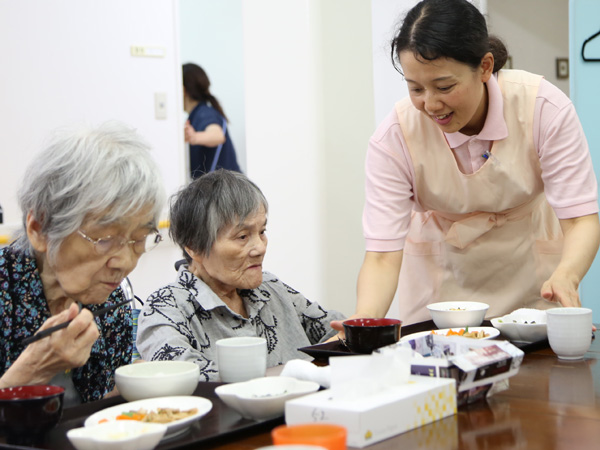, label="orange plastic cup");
[271,424,347,450]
